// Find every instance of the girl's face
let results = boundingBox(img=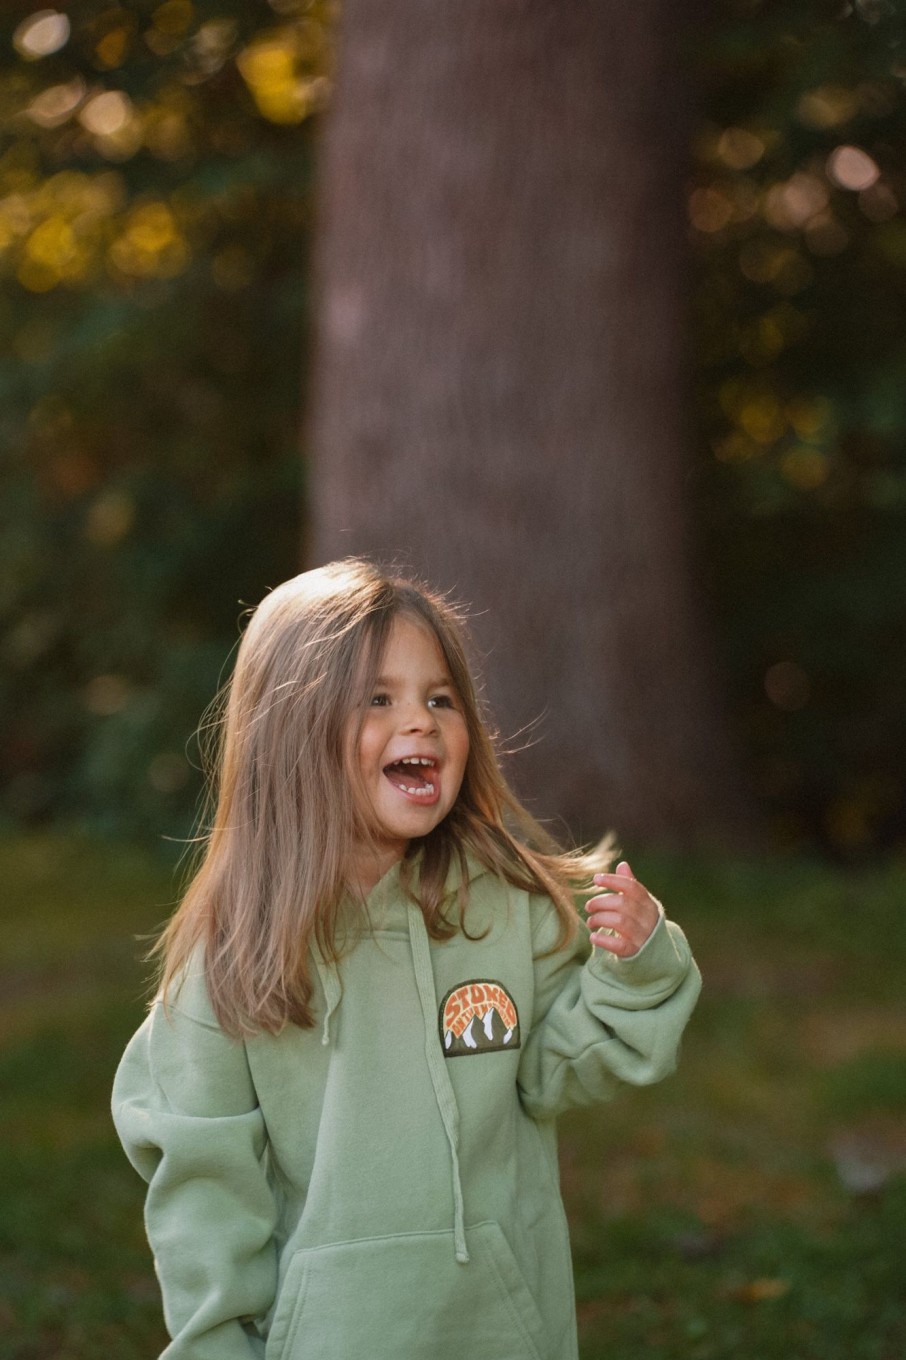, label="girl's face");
[348,614,470,890]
